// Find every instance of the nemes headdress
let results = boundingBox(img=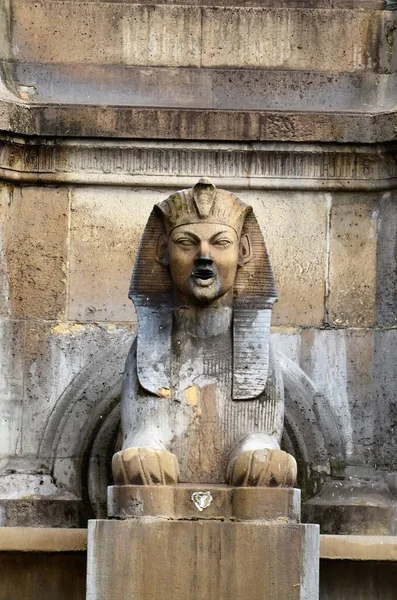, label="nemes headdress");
[156,178,249,235]
[129,179,278,401]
